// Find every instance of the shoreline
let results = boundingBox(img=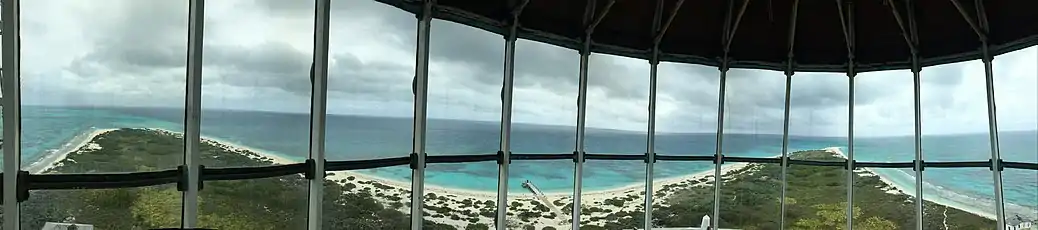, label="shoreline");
[827,147,1016,221]
[32,128,1031,227]
[26,128,118,174]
